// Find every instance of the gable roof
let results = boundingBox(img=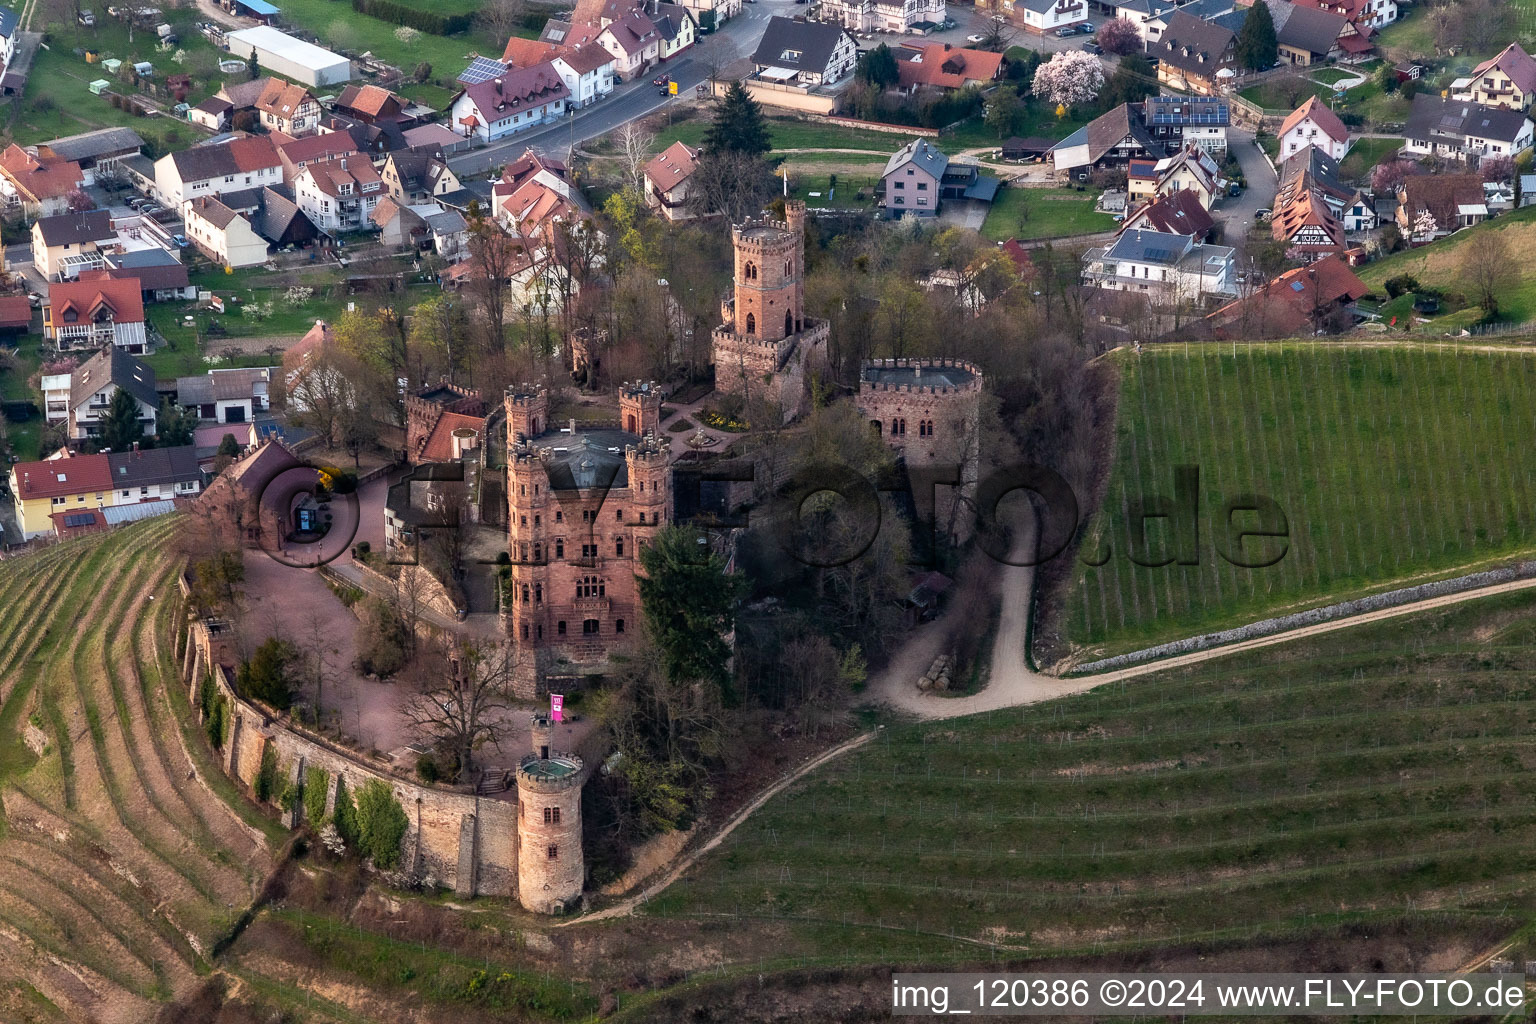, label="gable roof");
[1398,172,1486,226]
[0,144,84,202]
[107,445,200,488]
[299,155,382,197]
[1469,42,1536,97]
[502,36,561,66]
[275,131,361,167]
[1055,102,1162,166]
[556,43,614,75]
[103,249,191,293]
[1262,0,1346,54]
[69,347,157,411]
[883,137,949,179]
[186,194,245,229]
[1280,96,1349,144]
[168,135,280,183]
[456,62,571,125]
[752,16,852,73]
[50,275,147,328]
[334,83,405,119]
[38,127,144,163]
[1120,188,1215,239]
[1271,185,1343,247]
[12,452,112,500]
[1405,93,1533,146]
[895,42,1004,89]
[1155,11,1236,77]
[643,140,698,194]
[34,208,112,247]
[602,8,660,54]
[217,77,270,109]
[255,79,316,118]
[1206,255,1364,335]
